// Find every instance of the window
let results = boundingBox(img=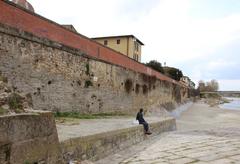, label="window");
[104,40,108,45]
[117,39,120,44]
[134,41,139,51]
[133,54,138,61]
